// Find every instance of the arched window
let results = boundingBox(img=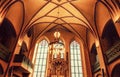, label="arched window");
[33,40,48,77]
[70,40,83,77]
